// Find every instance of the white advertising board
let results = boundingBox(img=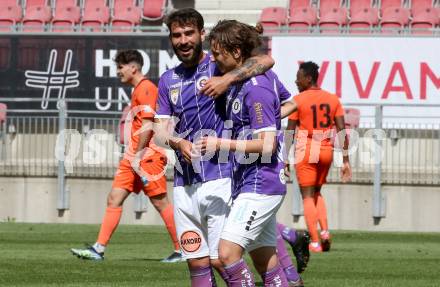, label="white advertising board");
[271,36,440,127]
